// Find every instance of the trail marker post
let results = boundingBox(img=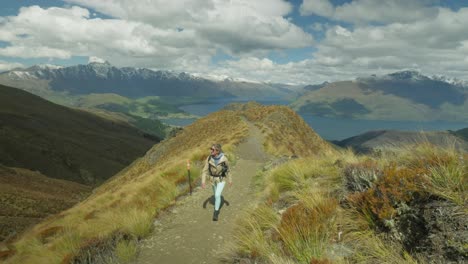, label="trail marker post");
[187,159,192,195]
